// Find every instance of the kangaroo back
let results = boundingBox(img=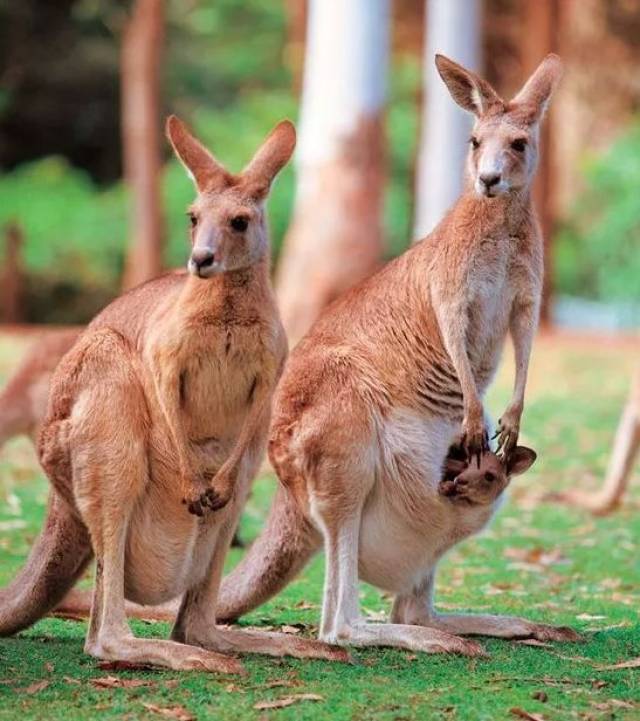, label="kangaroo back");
[0,490,92,635]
